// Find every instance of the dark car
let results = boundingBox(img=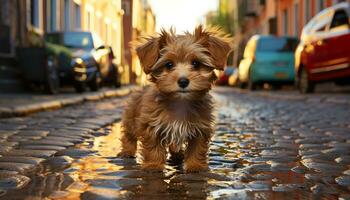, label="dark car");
[295,2,350,93]
[17,41,71,94]
[45,31,120,92]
